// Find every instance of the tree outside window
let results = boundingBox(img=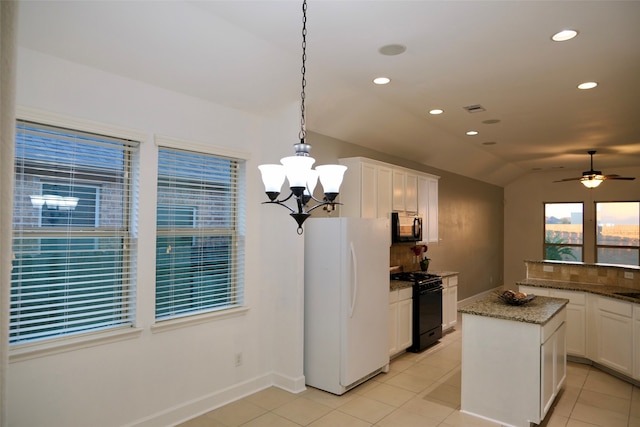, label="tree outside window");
[544,203,583,261]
